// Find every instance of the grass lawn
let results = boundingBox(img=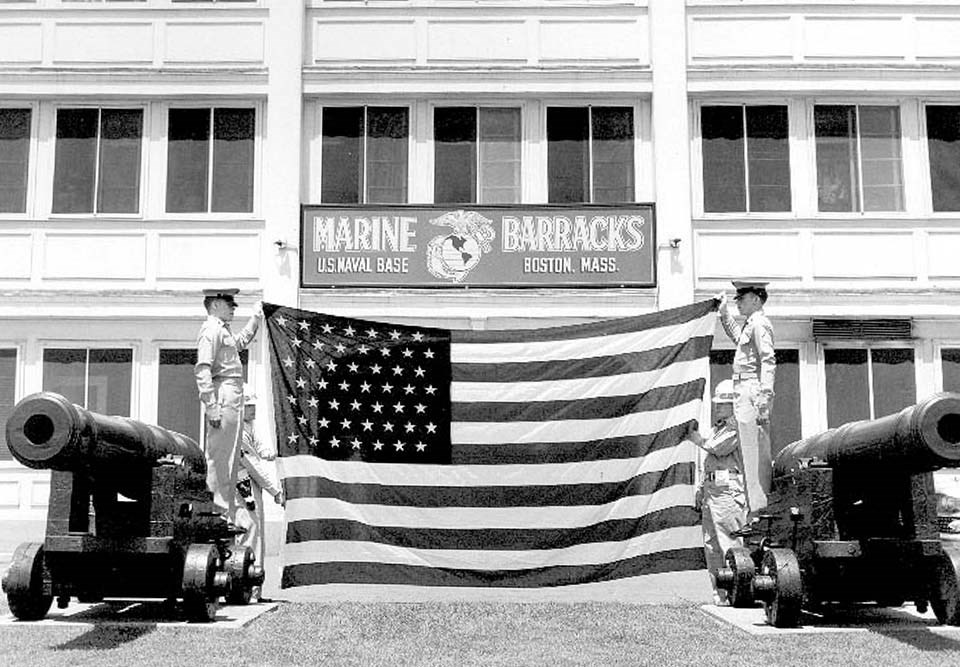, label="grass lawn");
[1,598,960,667]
